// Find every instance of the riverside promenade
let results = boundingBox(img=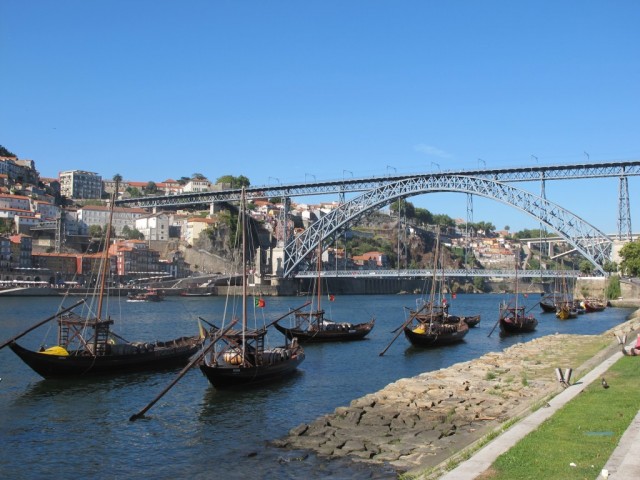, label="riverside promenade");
[440,326,640,479]
[275,301,640,479]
